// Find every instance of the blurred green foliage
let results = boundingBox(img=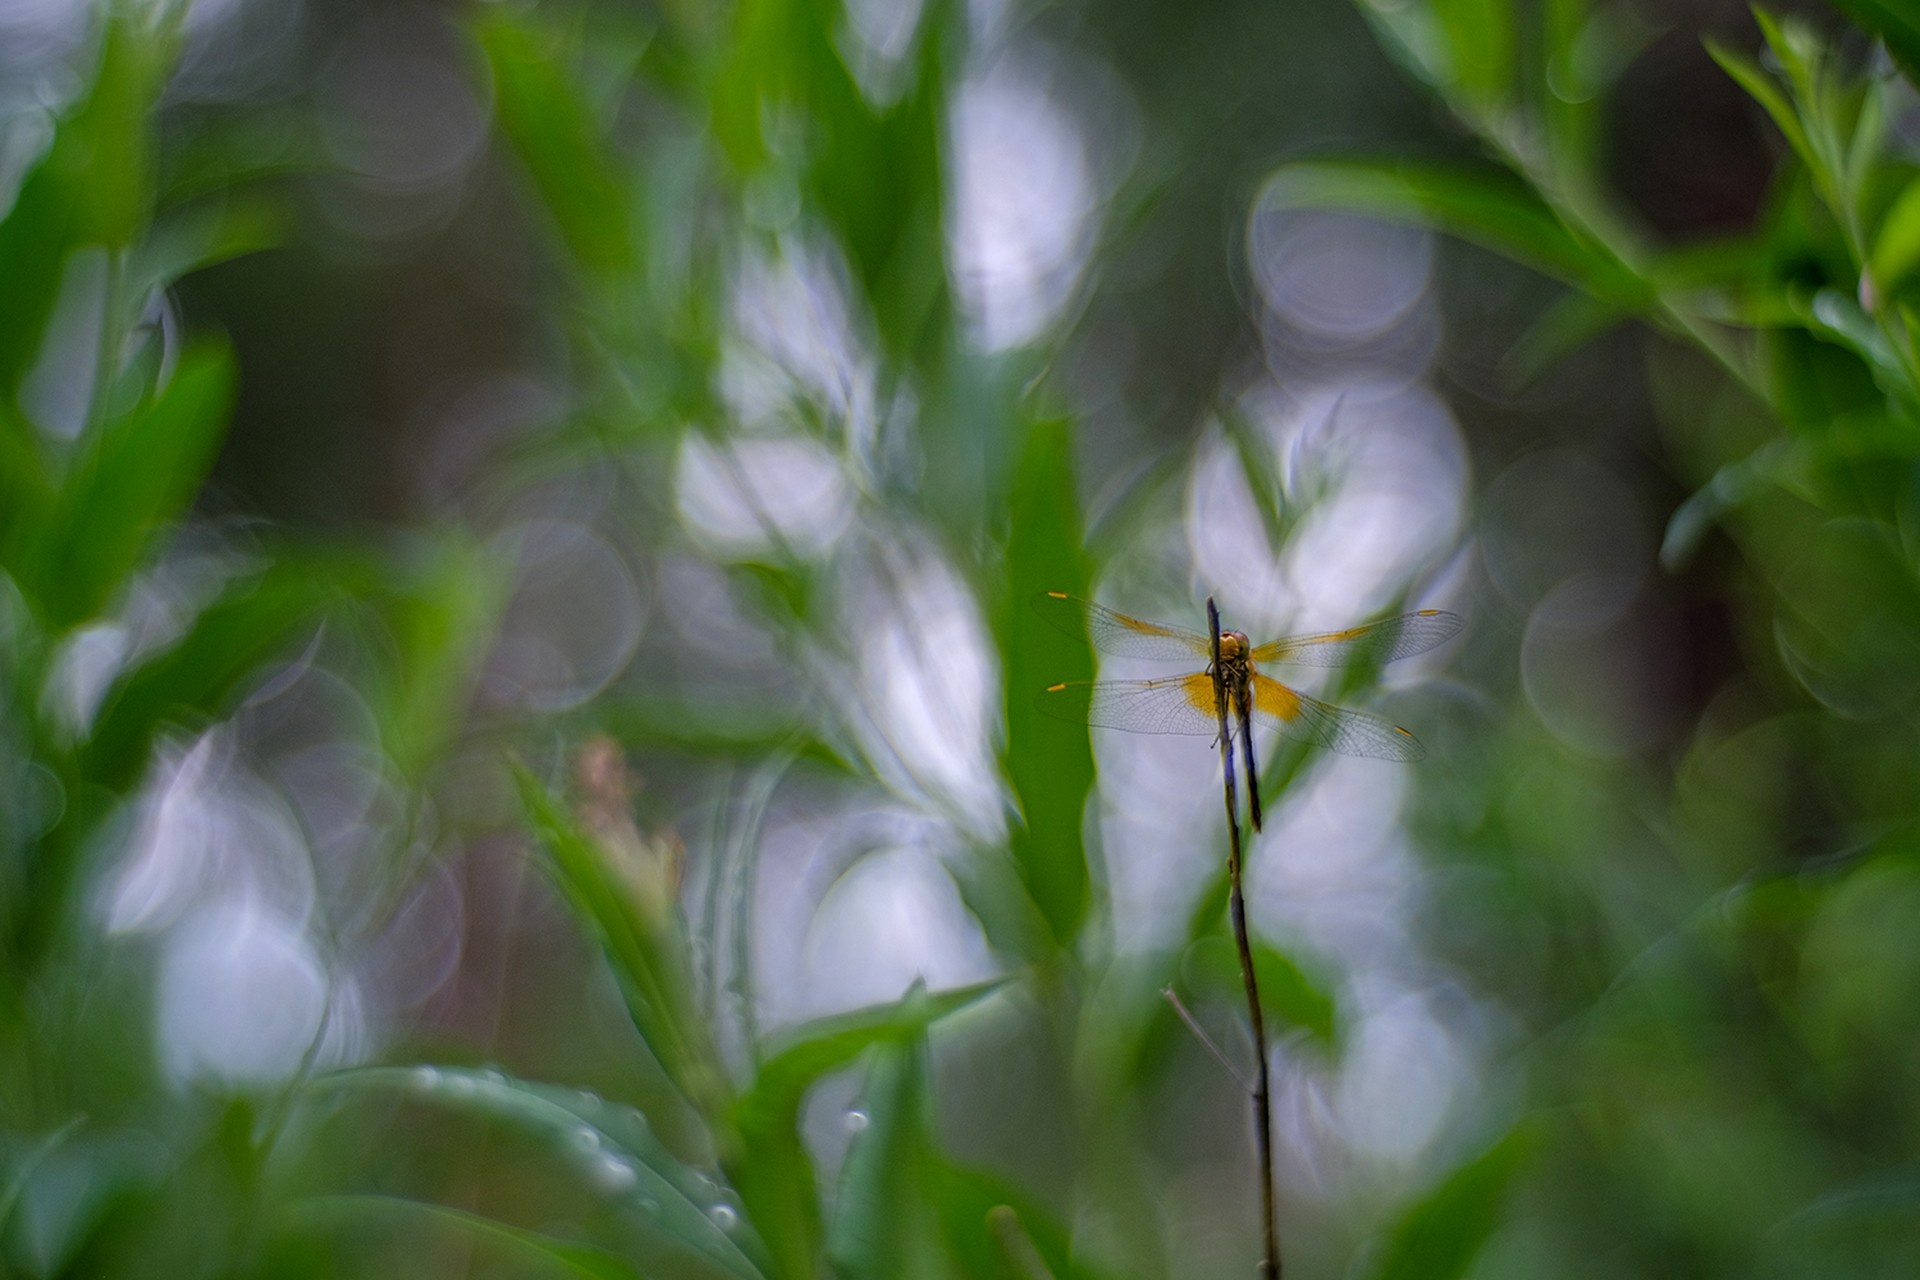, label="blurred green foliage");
[6,1,1920,1279]
[1270,2,1920,1276]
